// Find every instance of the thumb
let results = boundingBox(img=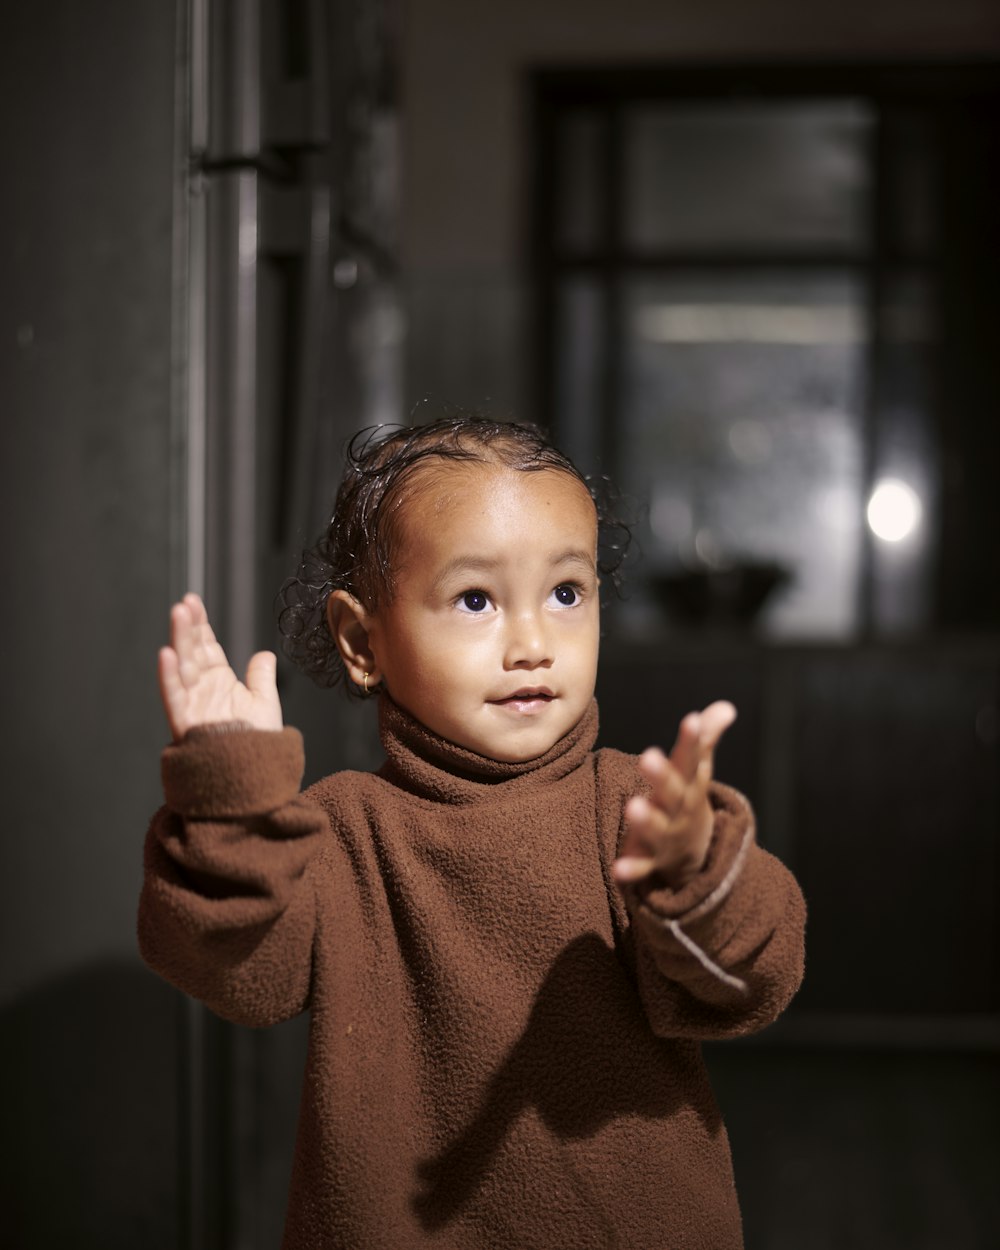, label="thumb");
[245,650,278,699]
